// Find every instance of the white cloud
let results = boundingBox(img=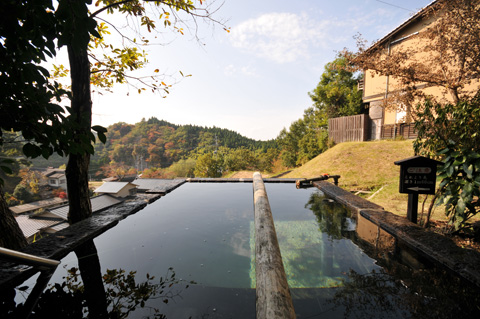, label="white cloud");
[224,64,258,77]
[229,8,408,63]
[230,12,330,64]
